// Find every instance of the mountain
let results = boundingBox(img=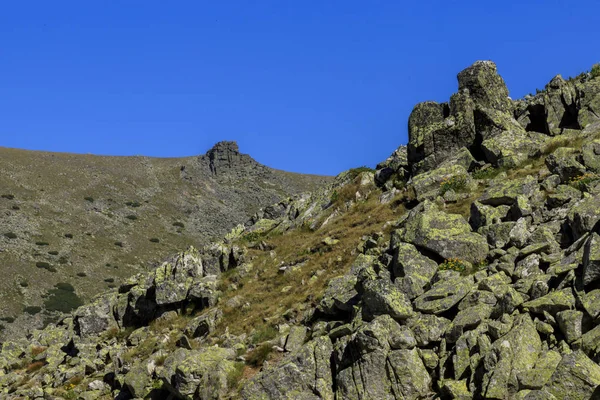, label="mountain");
[0,141,332,339]
[3,61,600,399]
